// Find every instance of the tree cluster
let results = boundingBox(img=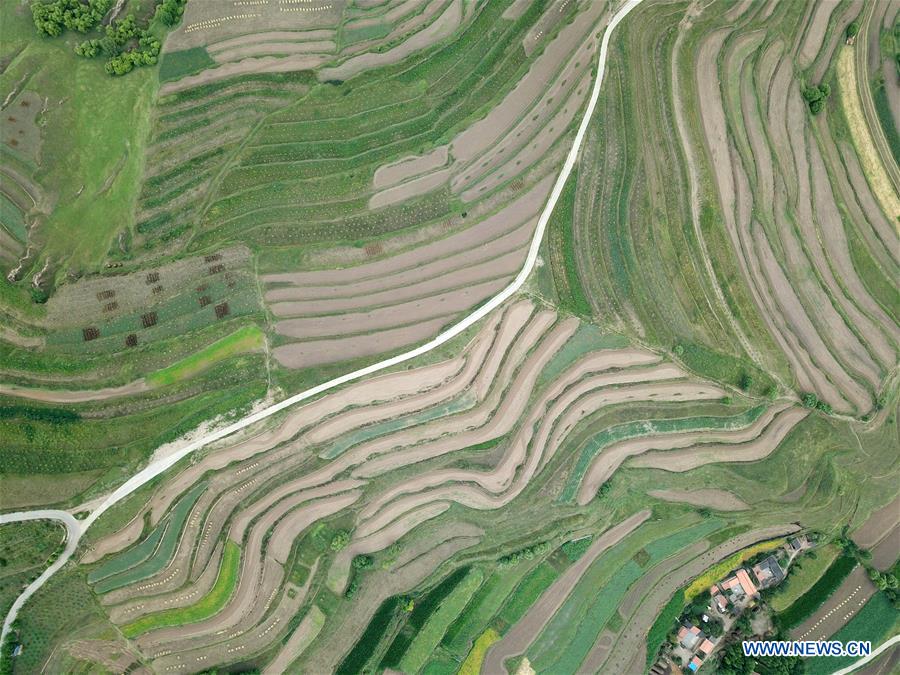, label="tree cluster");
[31,0,112,37]
[155,0,188,26]
[352,554,374,570]
[498,541,552,567]
[801,83,831,115]
[800,391,832,413]
[74,14,161,75]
